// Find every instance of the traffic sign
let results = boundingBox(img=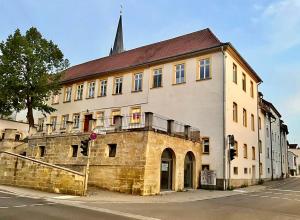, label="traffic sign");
[90,132,97,140]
